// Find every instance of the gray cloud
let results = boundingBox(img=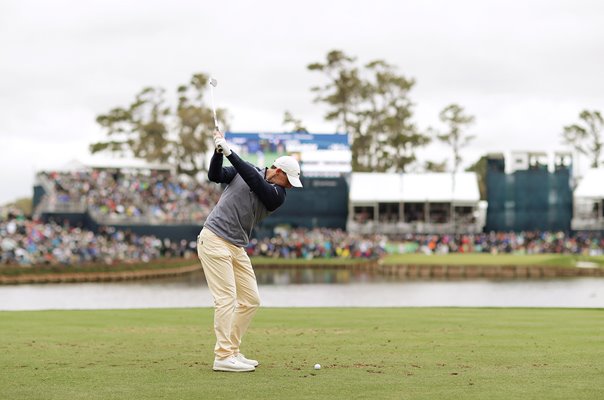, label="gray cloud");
[1,0,603,203]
